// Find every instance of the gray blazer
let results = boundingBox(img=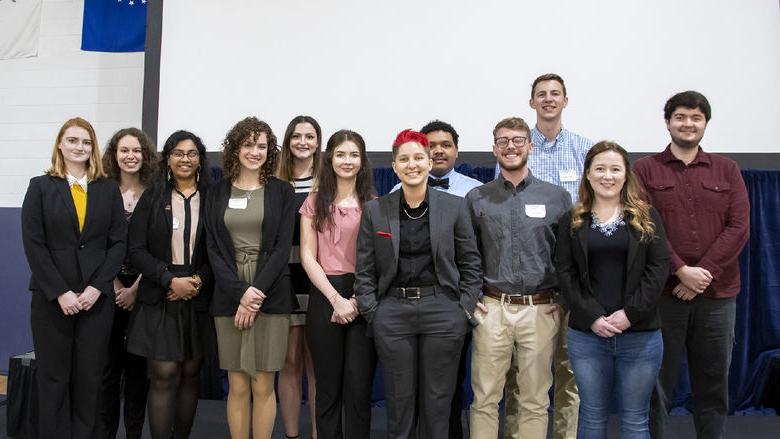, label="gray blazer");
[354,188,482,325]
